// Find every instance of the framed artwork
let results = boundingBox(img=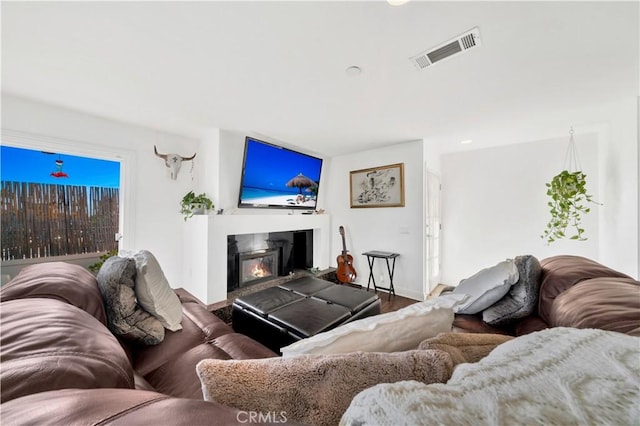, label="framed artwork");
[350,163,405,208]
